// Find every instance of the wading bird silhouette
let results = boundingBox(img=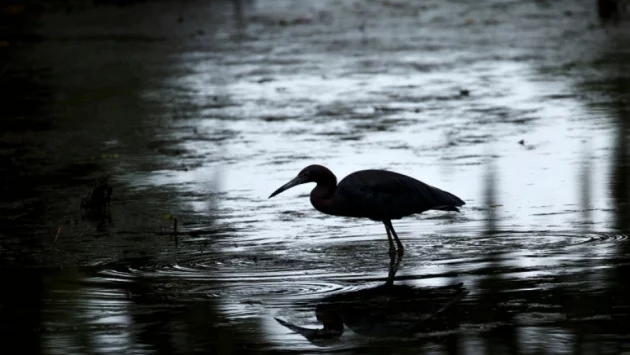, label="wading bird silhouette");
[269,165,465,256]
